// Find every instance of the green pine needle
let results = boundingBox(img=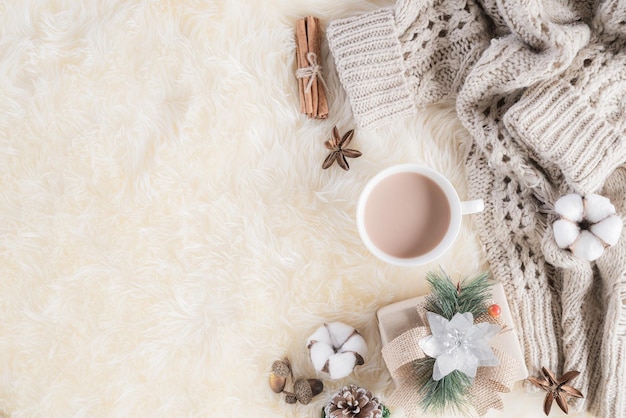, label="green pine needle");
[425,269,492,319]
[424,269,458,319]
[413,357,472,415]
[457,272,491,316]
